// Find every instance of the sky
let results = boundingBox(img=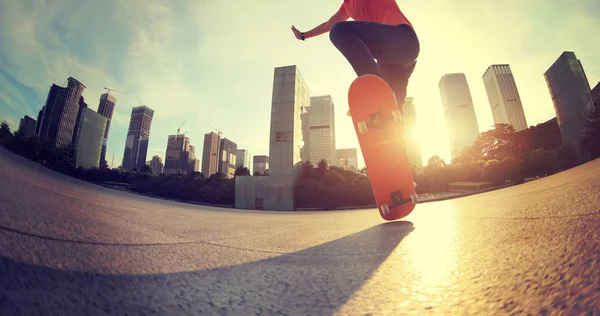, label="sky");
[0,0,599,169]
